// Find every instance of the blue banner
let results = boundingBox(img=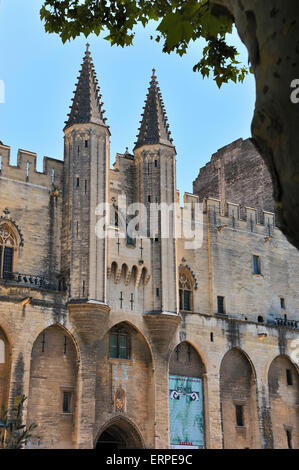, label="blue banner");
[169,375,204,449]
